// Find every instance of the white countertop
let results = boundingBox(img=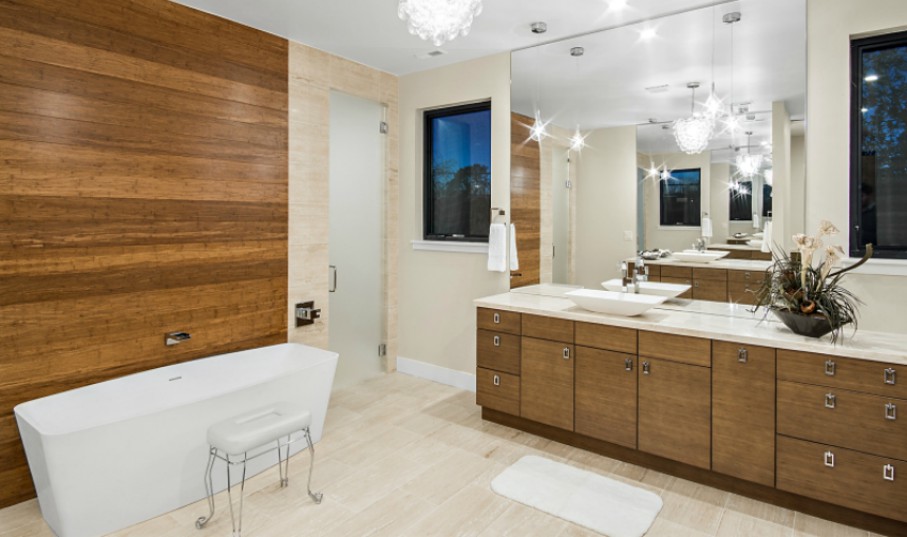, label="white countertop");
[476,291,907,366]
[711,243,763,251]
[631,256,772,271]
